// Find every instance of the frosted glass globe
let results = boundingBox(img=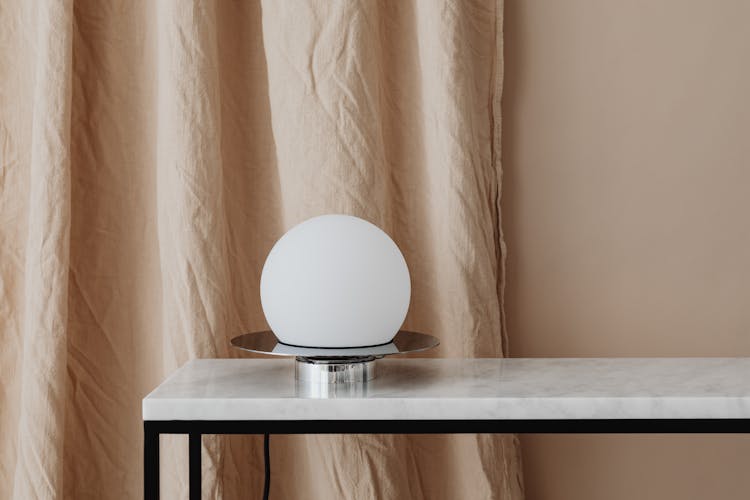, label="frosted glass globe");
[260,214,411,348]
